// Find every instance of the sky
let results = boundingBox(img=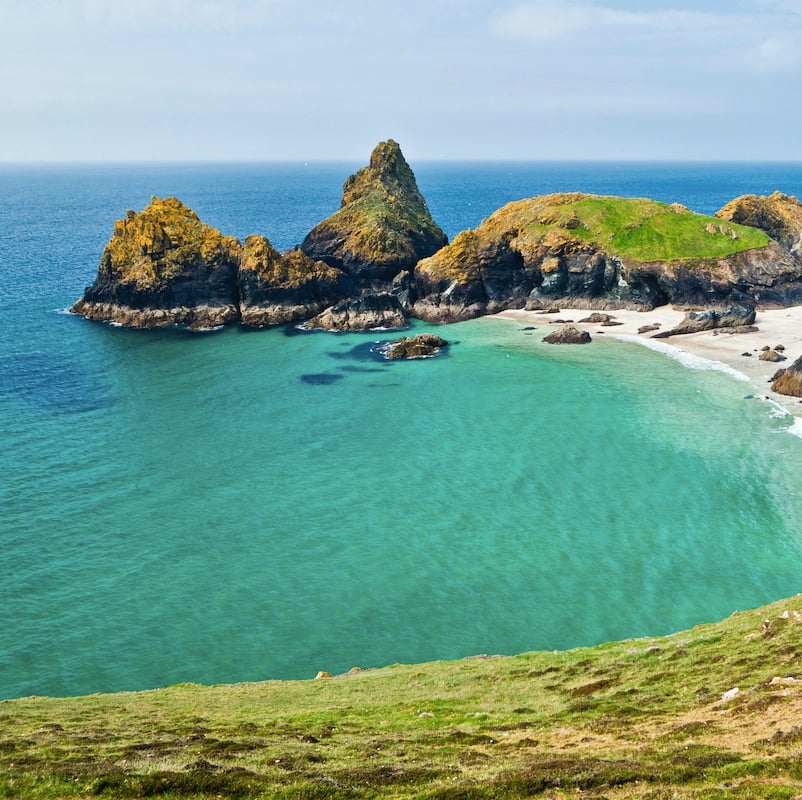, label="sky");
[1,0,802,162]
